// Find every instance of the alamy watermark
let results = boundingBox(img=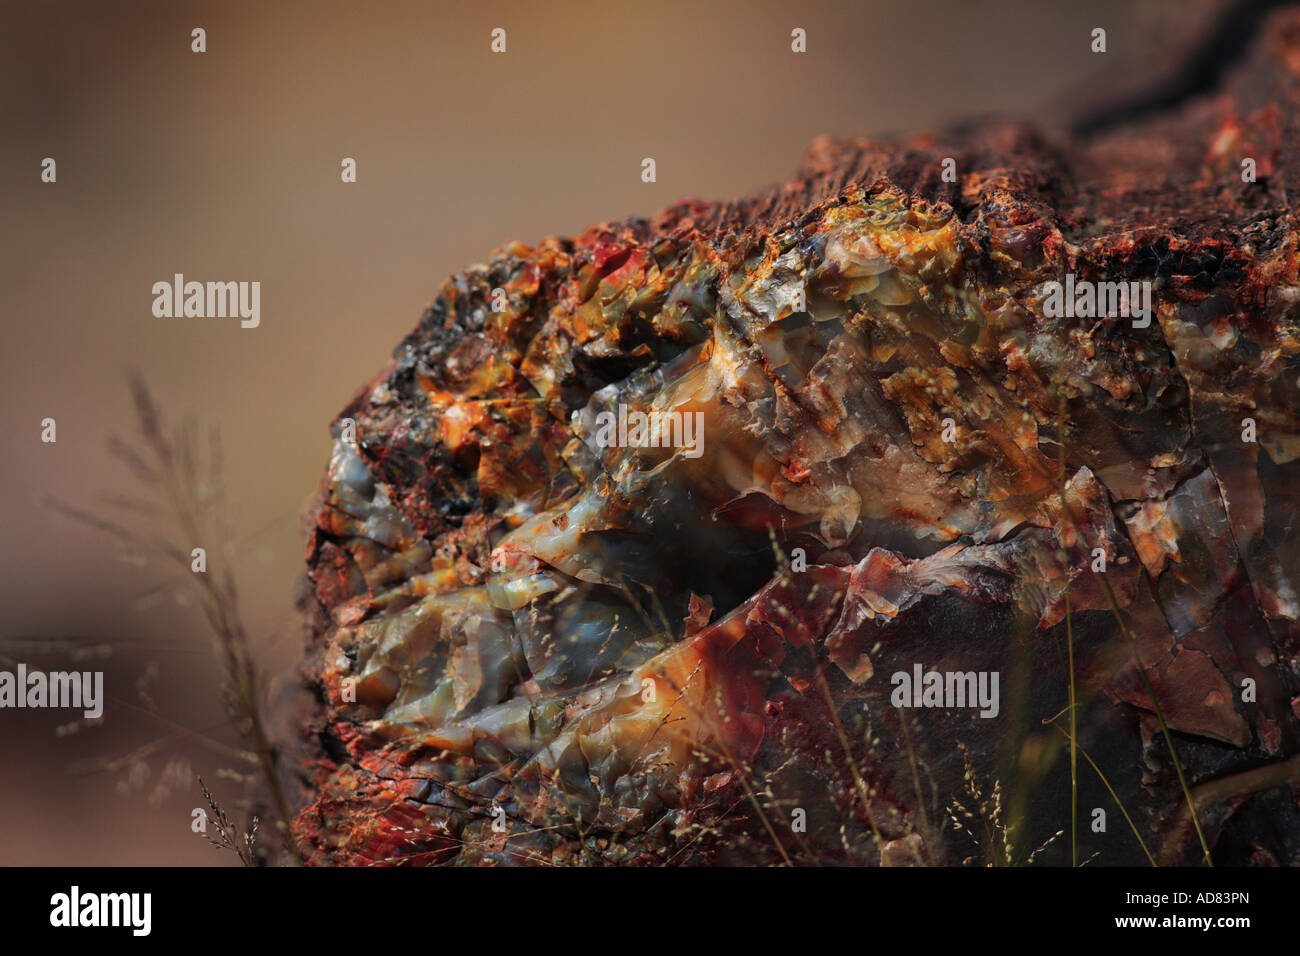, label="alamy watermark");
[50,886,150,936]
[152,274,260,328]
[1042,273,1152,328]
[890,664,1000,718]
[0,663,103,719]
[591,404,704,459]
